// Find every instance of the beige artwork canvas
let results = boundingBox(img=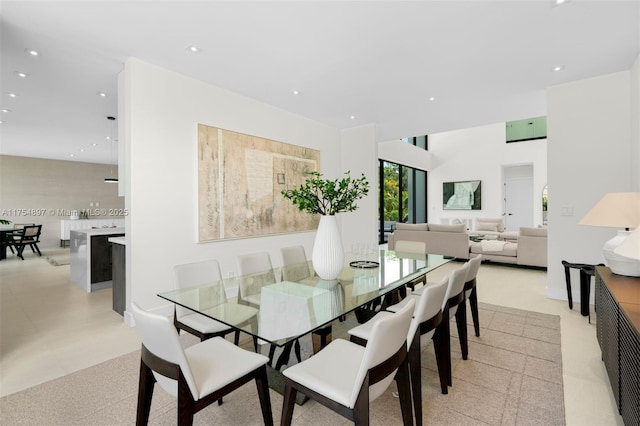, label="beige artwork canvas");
[198,124,320,242]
